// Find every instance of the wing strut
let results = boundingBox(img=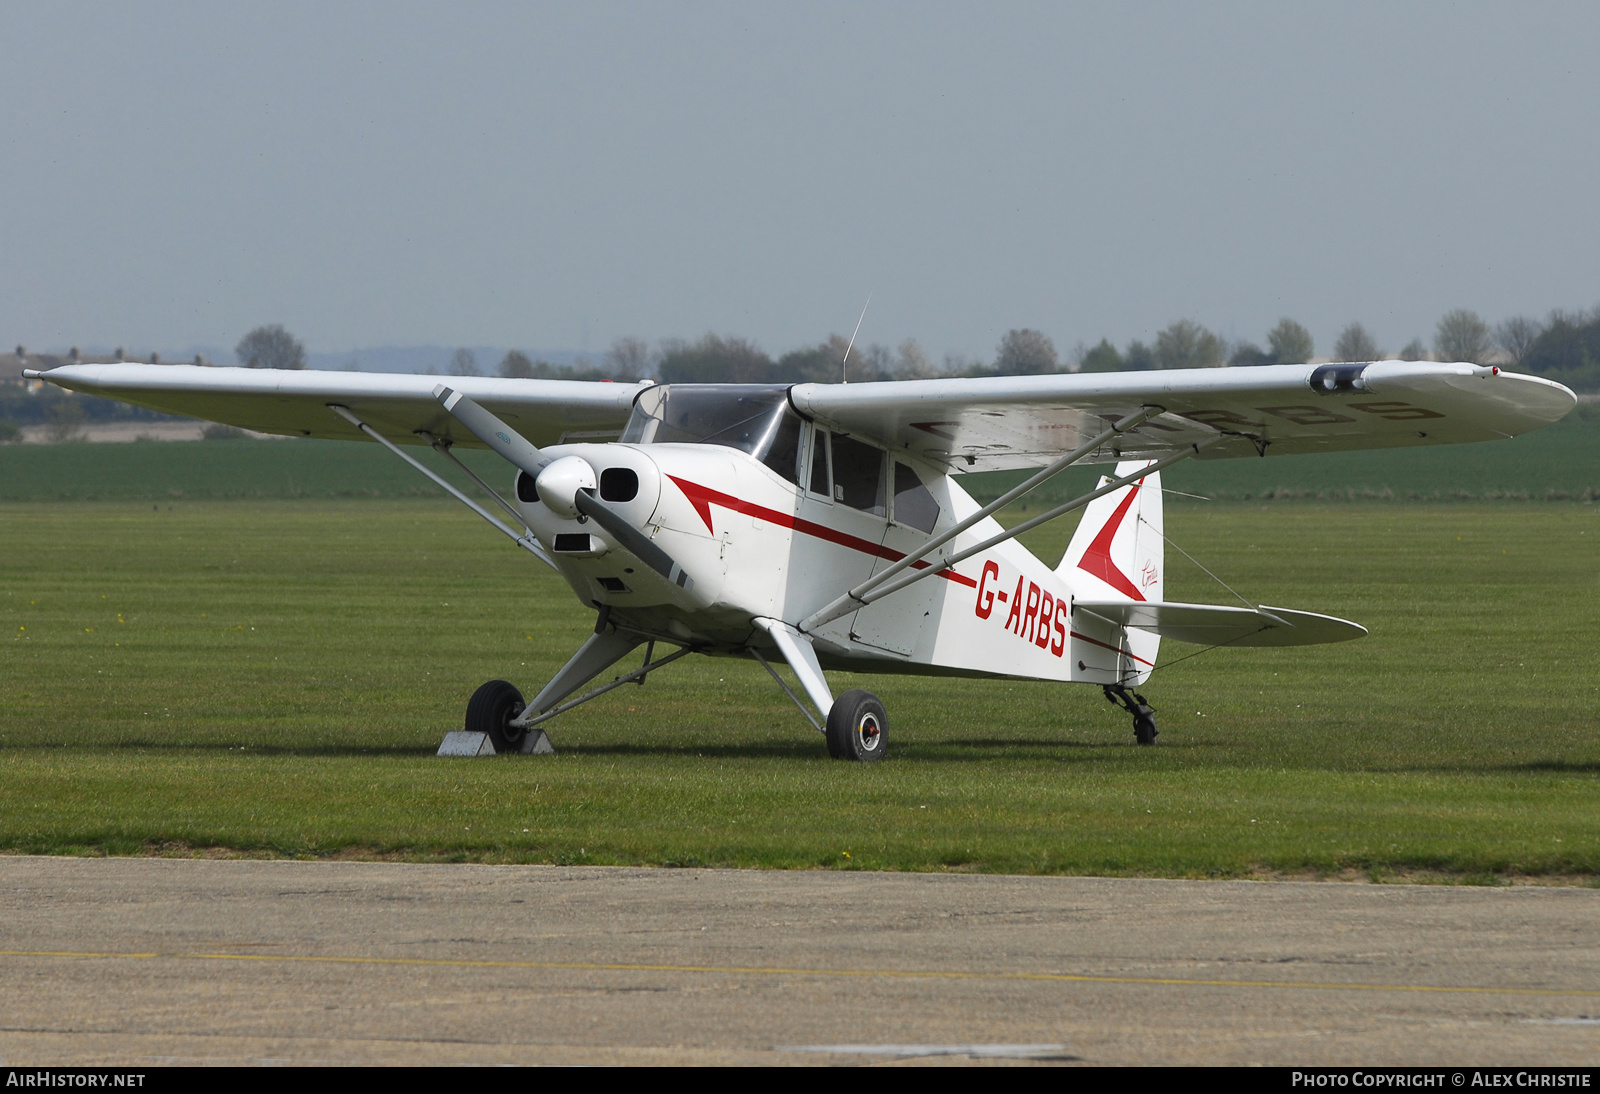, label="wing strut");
[417,430,527,529]
[797,407,1159,632]
[328,405,556,571]
[801,435,1220,632]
